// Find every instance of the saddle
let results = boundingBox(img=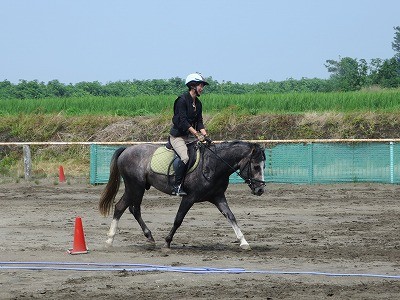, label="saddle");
[150,141,200,175]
